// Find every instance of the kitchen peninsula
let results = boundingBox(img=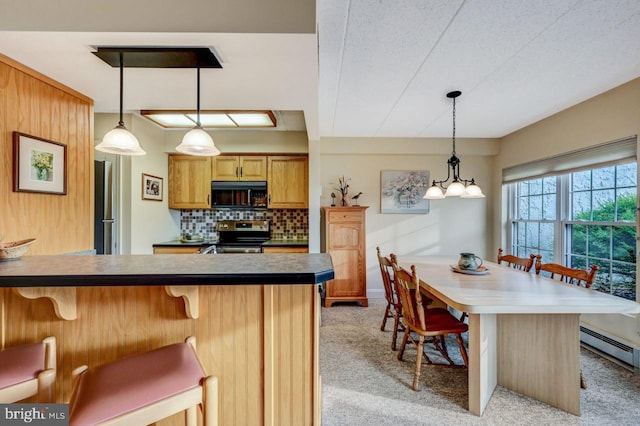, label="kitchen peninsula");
[0,253,333,426]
